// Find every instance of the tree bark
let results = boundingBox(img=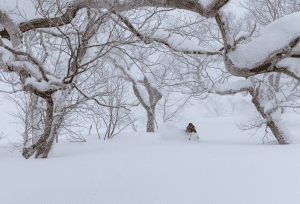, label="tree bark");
[249,85,288,144]
[31,95,43,144]
[267,116,288,145]
[147,111,155,132]
[22,97,55,159]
